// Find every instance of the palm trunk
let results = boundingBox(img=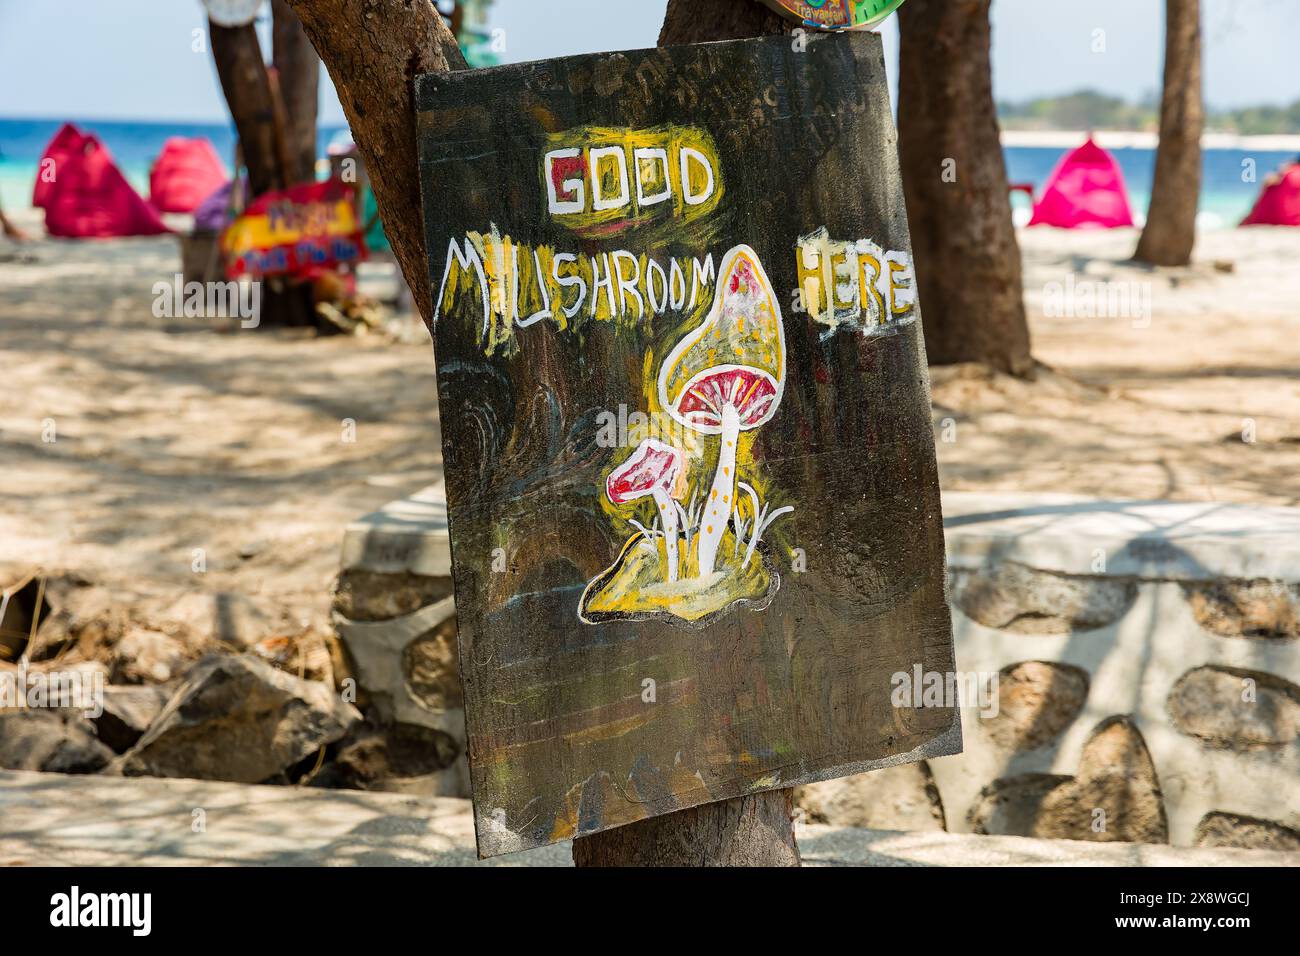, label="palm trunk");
[896,0,1033,377]
[1134,0,1202,266]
